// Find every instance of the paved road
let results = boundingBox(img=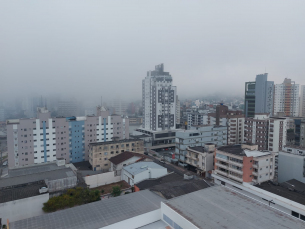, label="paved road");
[146,154,213,186]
